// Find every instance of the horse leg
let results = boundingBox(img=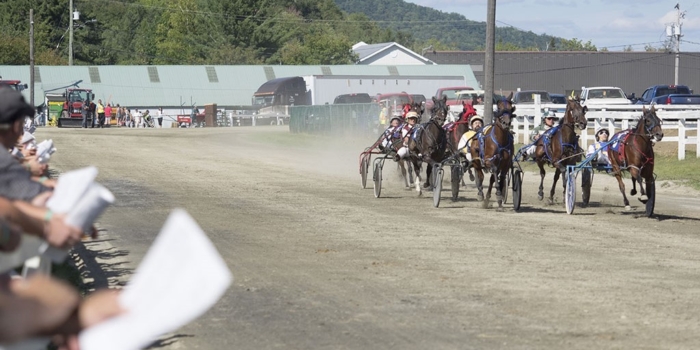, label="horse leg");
[408,161,415,187]
[475,166,485,201]
[537,160,546,201]
[548,168,561,205]
[398,160,409,188]
[495,170,507,211]
[411,158,423,195]
[630,170,638,196]
[613,171,631,210]
[423,161,433,189]
[636,170,648,203]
